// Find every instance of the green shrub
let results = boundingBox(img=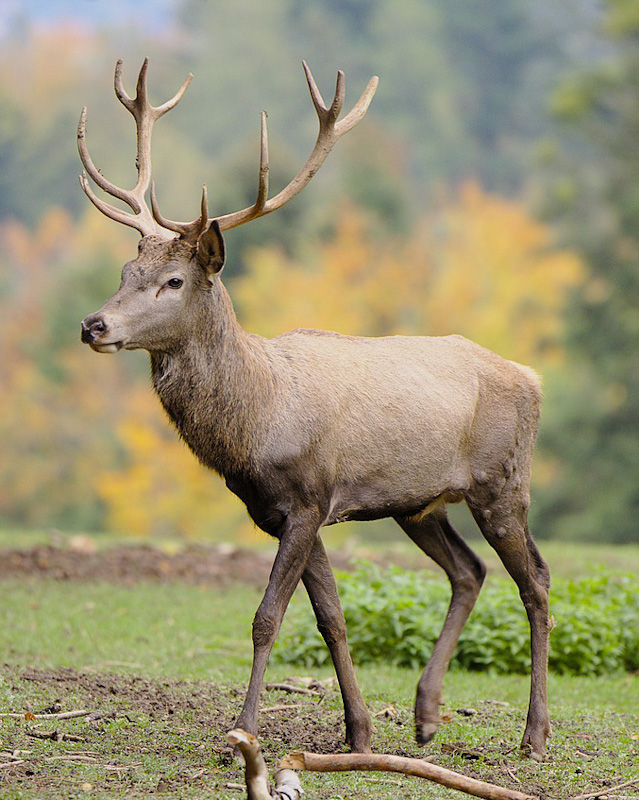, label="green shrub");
[274,563,639,676]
